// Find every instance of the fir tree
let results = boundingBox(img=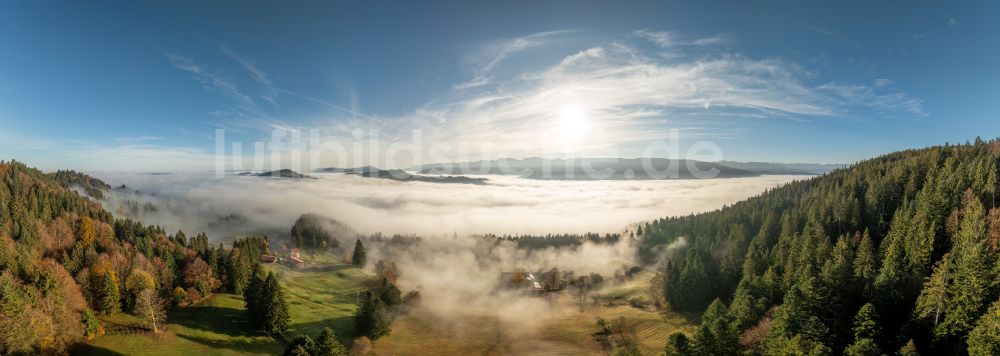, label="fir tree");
[261,272,290,334]
[97,273,121,314]
[377,278,402,307]
[844,303,881,356]
[352,239,367,267]
[938,192,991,340]
[244,263,264,322]
[967,298,1000,356]
[915,253,952,326]
[354,291,391,339]
[665,331,691,356]
[283,335,314,356]
[315,327,349,356]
